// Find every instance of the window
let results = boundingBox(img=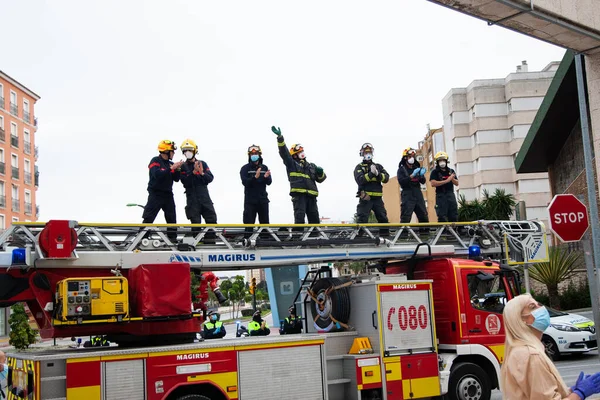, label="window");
[473,103,509,117]
[475,130,511,144]
[11,184,19,213]
[24,130,31,154]
[0,115,4,142]
[454,136,474,150]
[24,190,32,214]
[509,97,544,112]
[12,185,18,199]
[0,83,4,108]
[518,178,550,194]
[0,215,4,230]
[10,123,18,148]
[0,149,4,175]
[9,91,17,116]
[477,156,514,170]
[12,217,18,222]
[24,159,31,184]
[511,125,531,139]
[467,273,506,314]
[0,182,4,208]
[11,154,18,180]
